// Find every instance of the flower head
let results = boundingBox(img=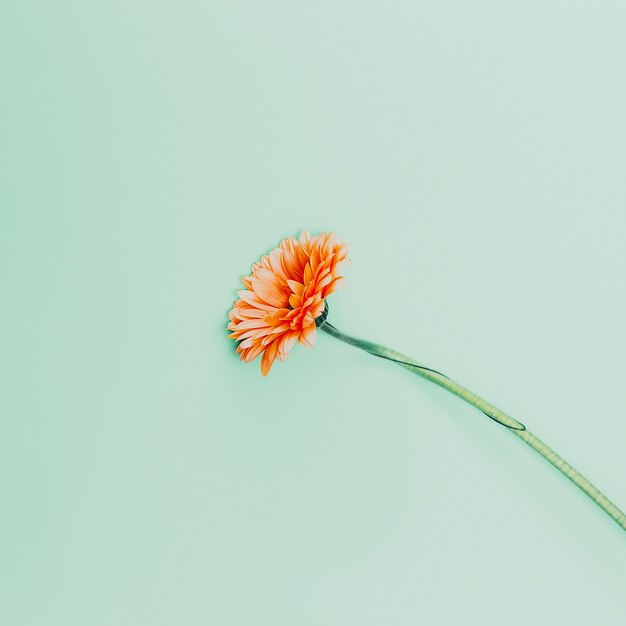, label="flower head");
[228,231,350,375]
